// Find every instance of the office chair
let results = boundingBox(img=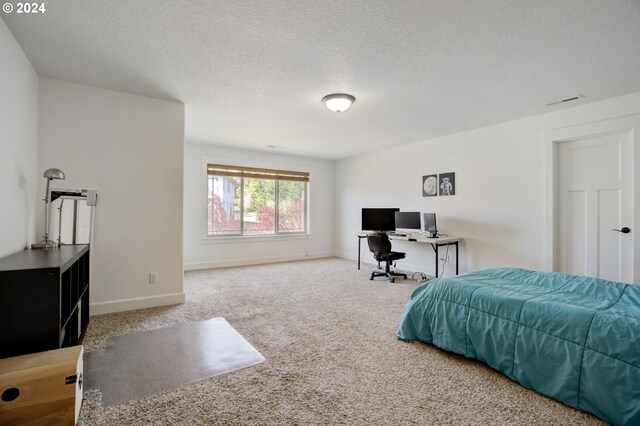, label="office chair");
[366,232,408,283]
